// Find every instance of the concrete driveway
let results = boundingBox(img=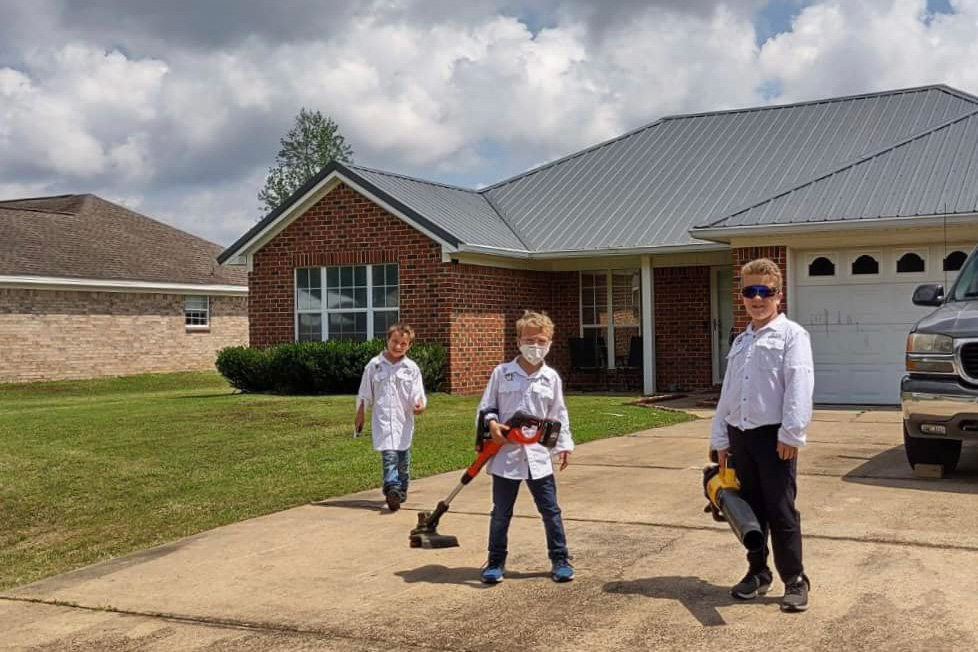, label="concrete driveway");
[4,406,978,651]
